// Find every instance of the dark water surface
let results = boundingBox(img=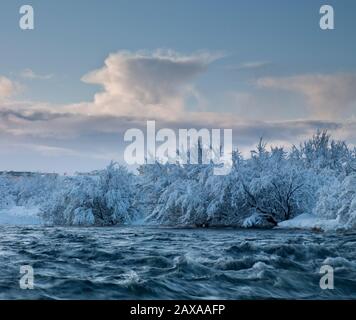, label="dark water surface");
[0,226,355,299]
